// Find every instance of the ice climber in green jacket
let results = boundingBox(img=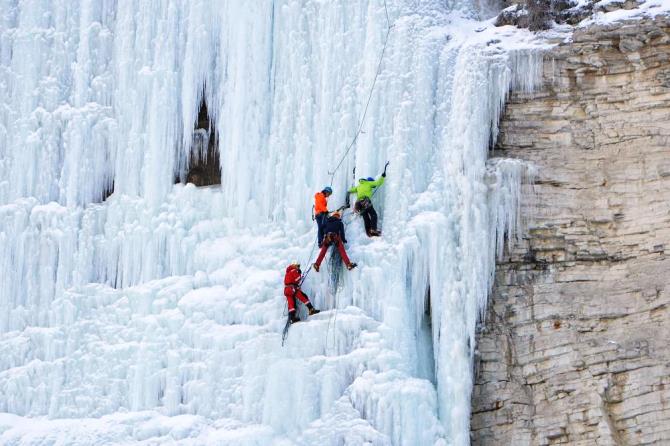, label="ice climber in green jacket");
[347,167,386,237]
